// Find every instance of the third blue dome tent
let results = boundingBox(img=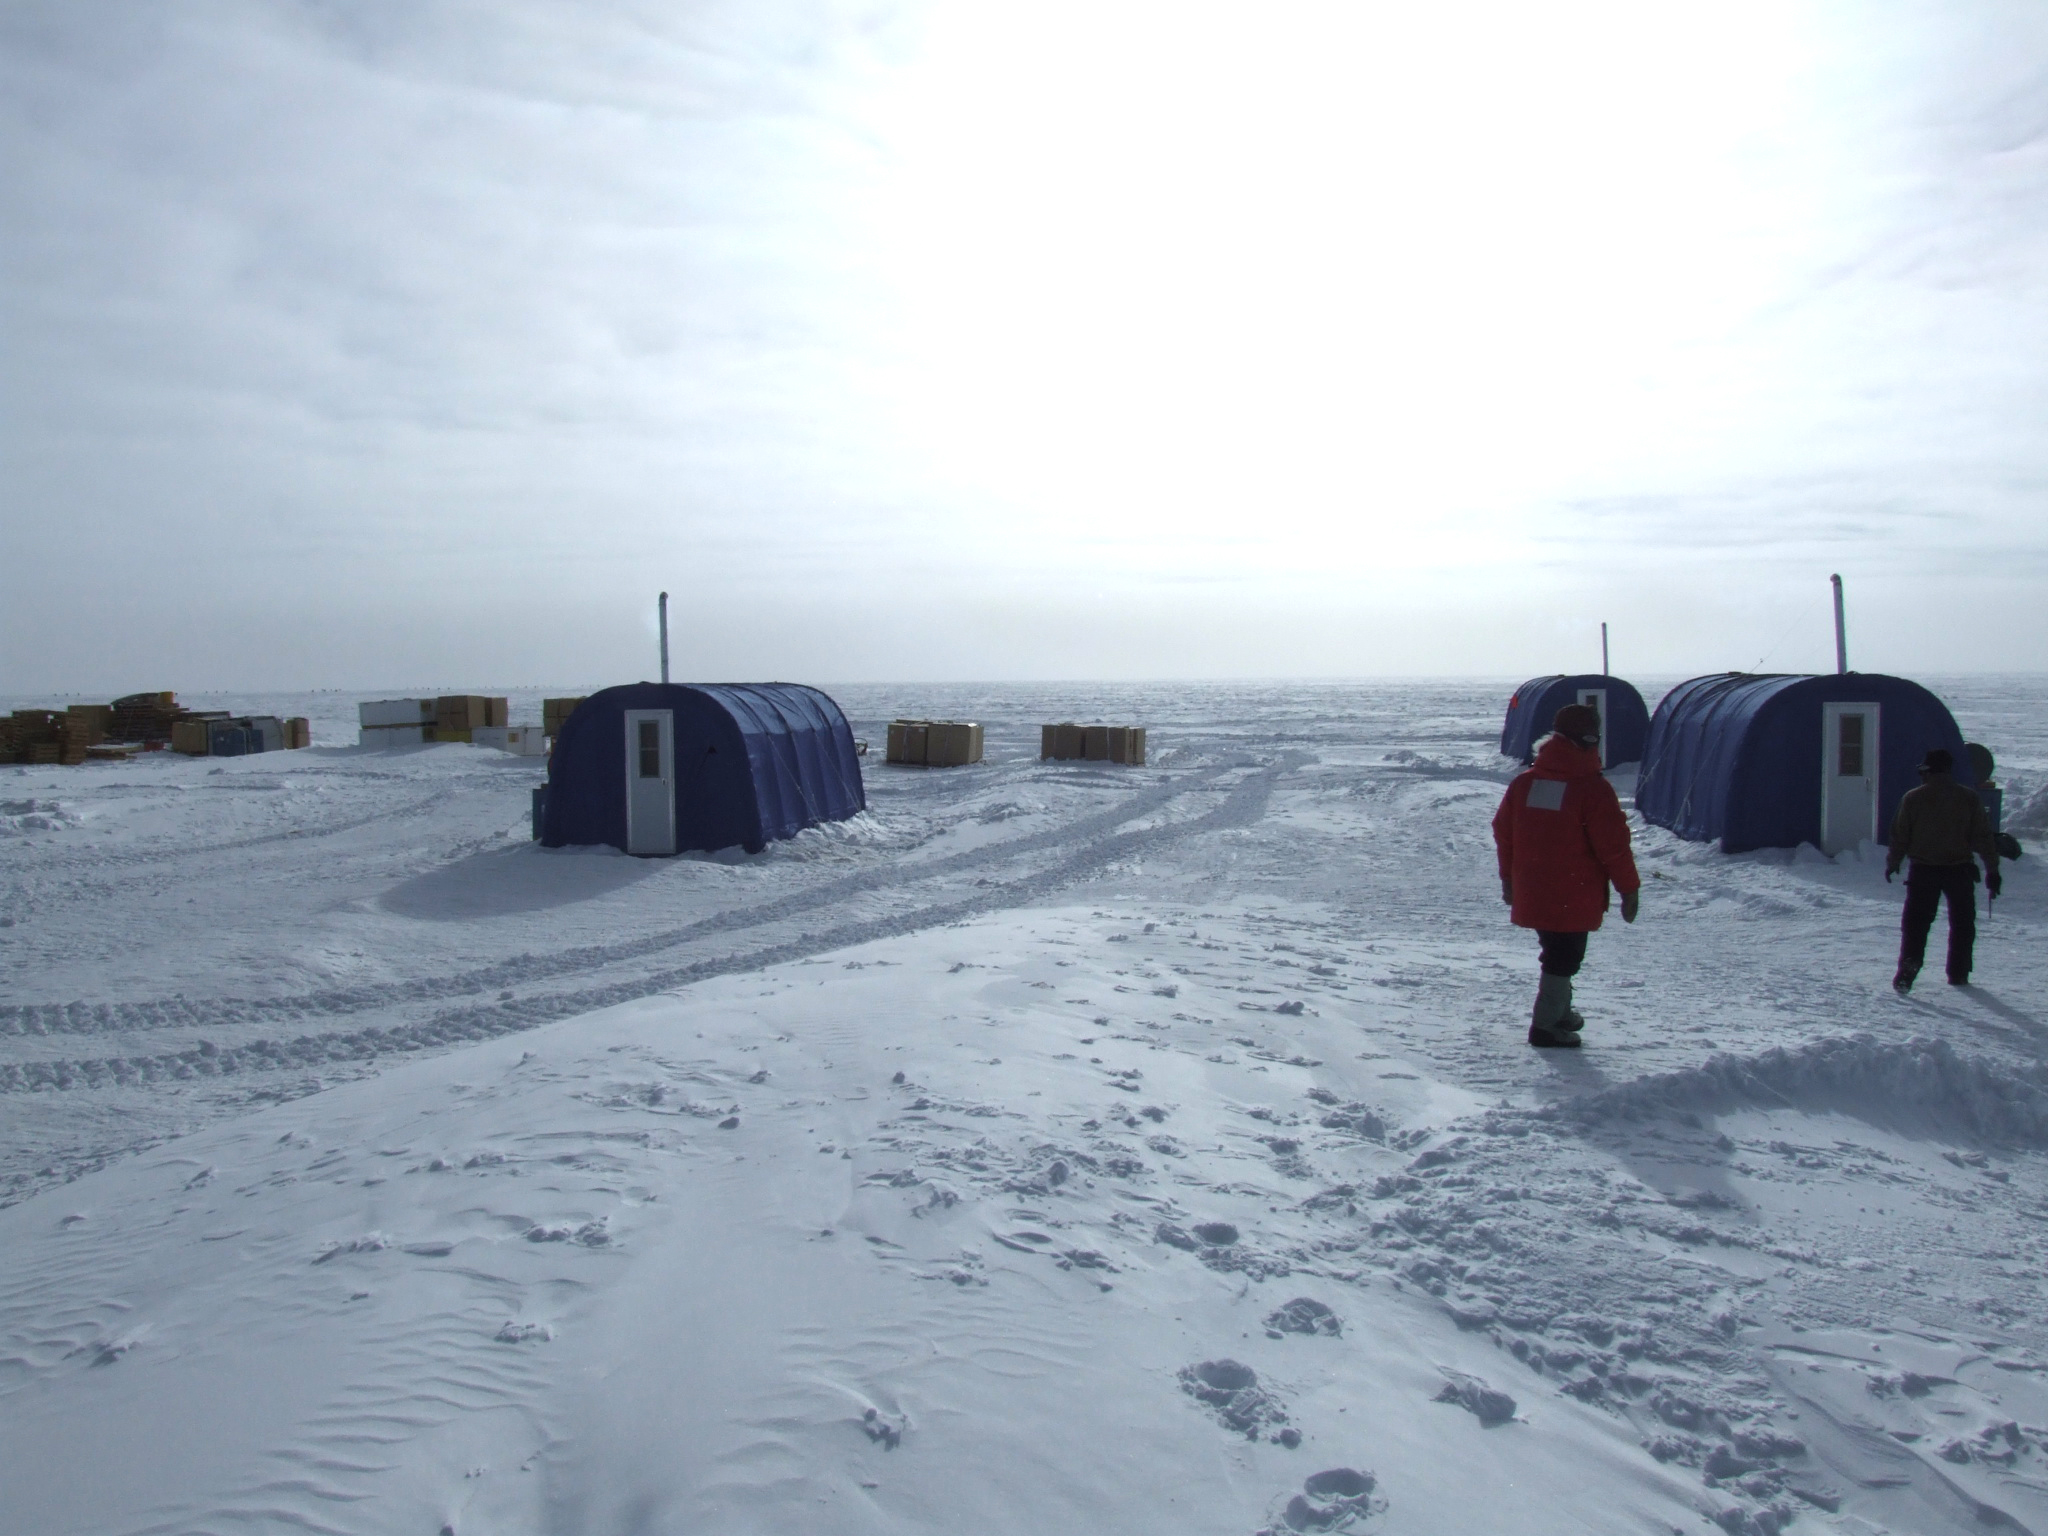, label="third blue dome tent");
[1500,675,1650,768]
[1634,672,1972,856]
